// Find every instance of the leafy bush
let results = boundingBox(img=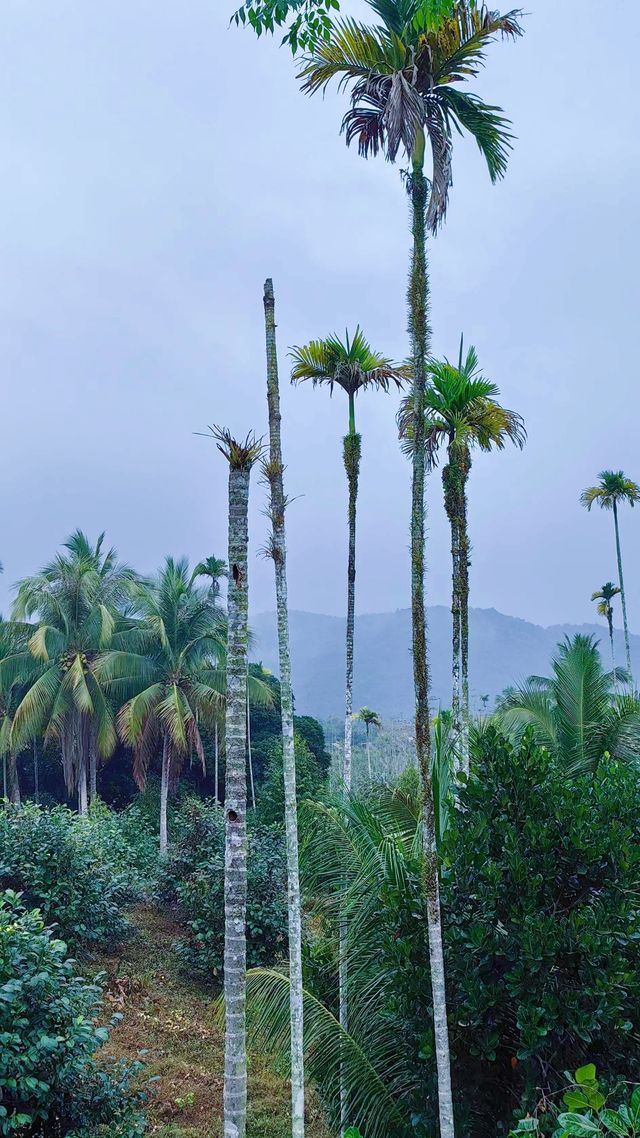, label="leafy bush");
[0,891,146,1137]
[511,1064,639,1137]
[257,734,326,825]
[161,798,287,975]
[85,800,159,899]
[0,804,134,950]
